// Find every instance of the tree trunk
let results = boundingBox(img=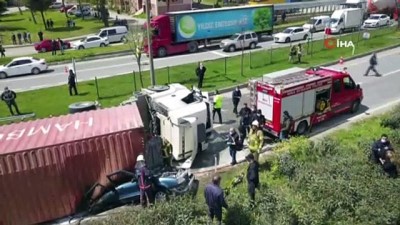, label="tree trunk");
[62,0,68,19]
[100,0,109,26]
[78,0,85,20]
[18,0,23,15]
[40,10,48,30]
[137,57,144,87]
[96,0,101,20]
[30,9,37,24]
